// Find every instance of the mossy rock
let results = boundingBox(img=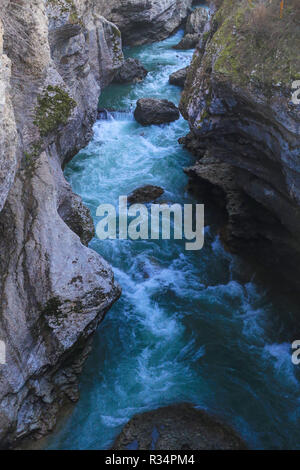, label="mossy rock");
[34,85,77,136]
